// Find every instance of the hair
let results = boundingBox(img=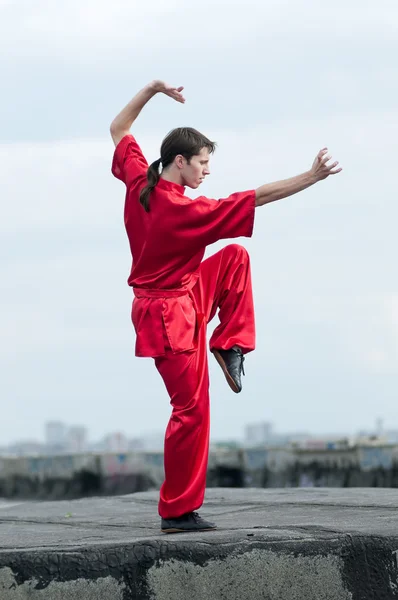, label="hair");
[139,127,216,212]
